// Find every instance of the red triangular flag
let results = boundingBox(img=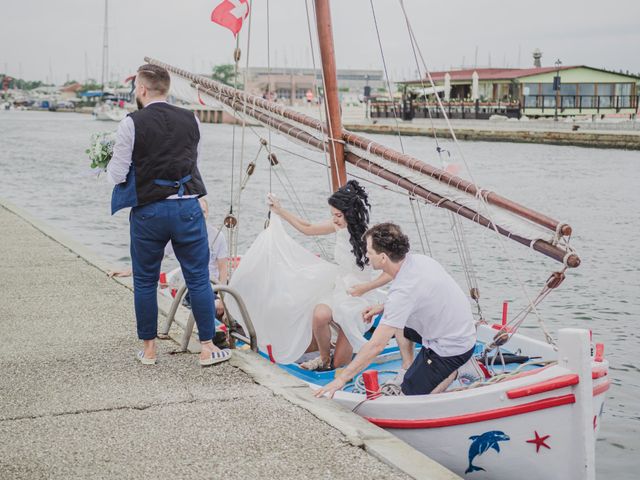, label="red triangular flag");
[211,0,250,37]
